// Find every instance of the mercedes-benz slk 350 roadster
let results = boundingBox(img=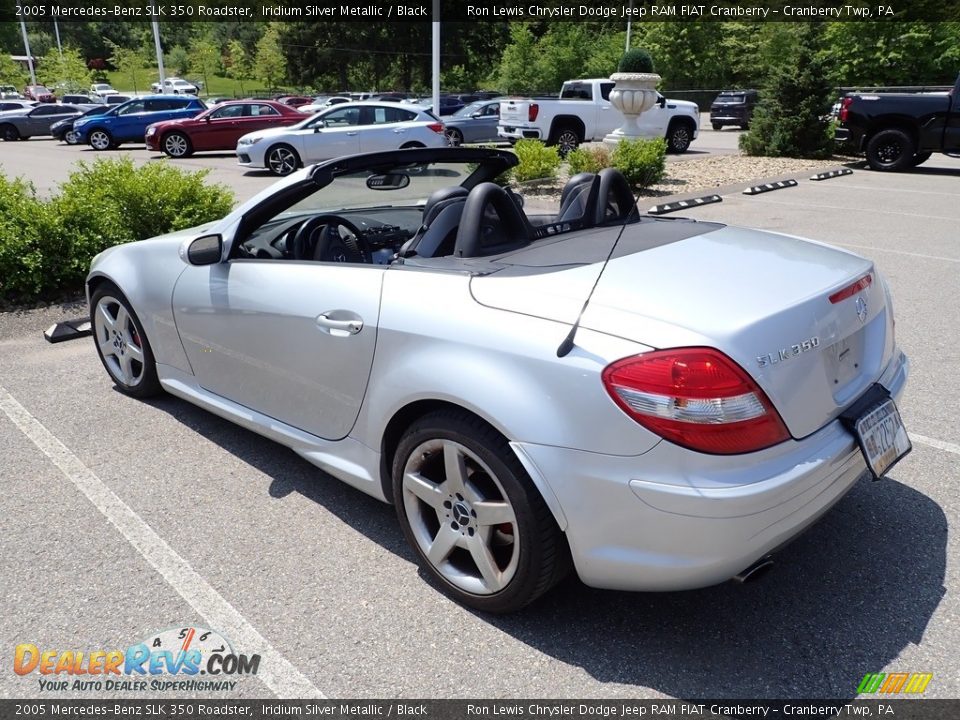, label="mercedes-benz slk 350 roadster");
[87,148,910,612]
